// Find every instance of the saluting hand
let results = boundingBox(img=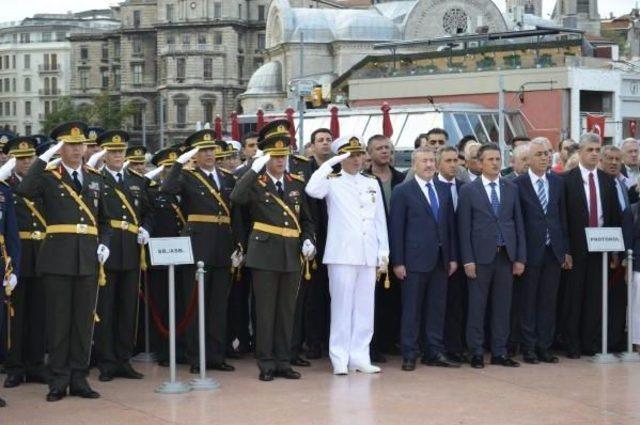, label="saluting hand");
[323,152,351,169]
[39,140,64,163]
[86,149,106,168]
[0,157,16,181]
[251,153,271,173]
[177,147,199,165]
